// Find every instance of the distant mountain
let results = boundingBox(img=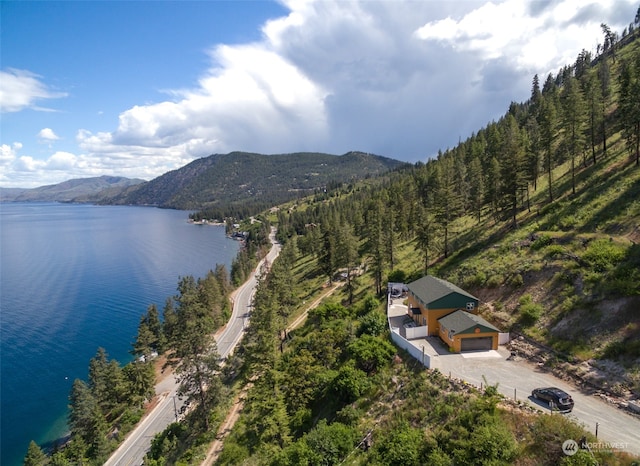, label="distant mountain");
[97,151,408,216]
[0,176,145,203]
